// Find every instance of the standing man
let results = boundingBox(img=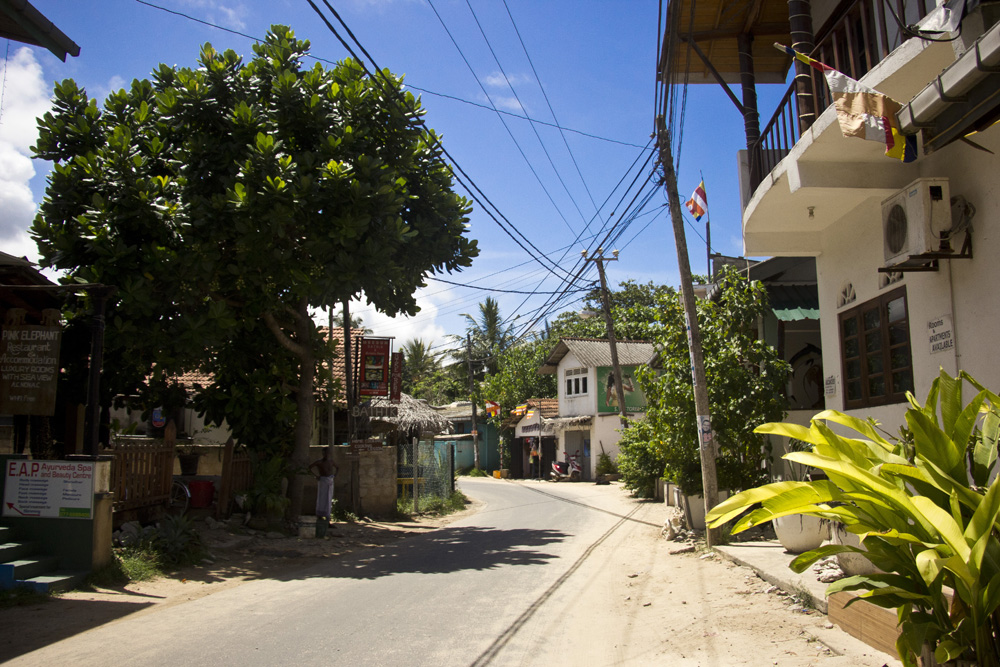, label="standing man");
[309,447,339,536]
